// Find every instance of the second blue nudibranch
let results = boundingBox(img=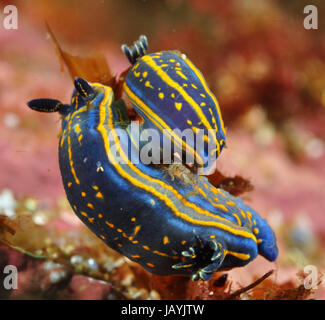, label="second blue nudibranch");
[122,36,226,174]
